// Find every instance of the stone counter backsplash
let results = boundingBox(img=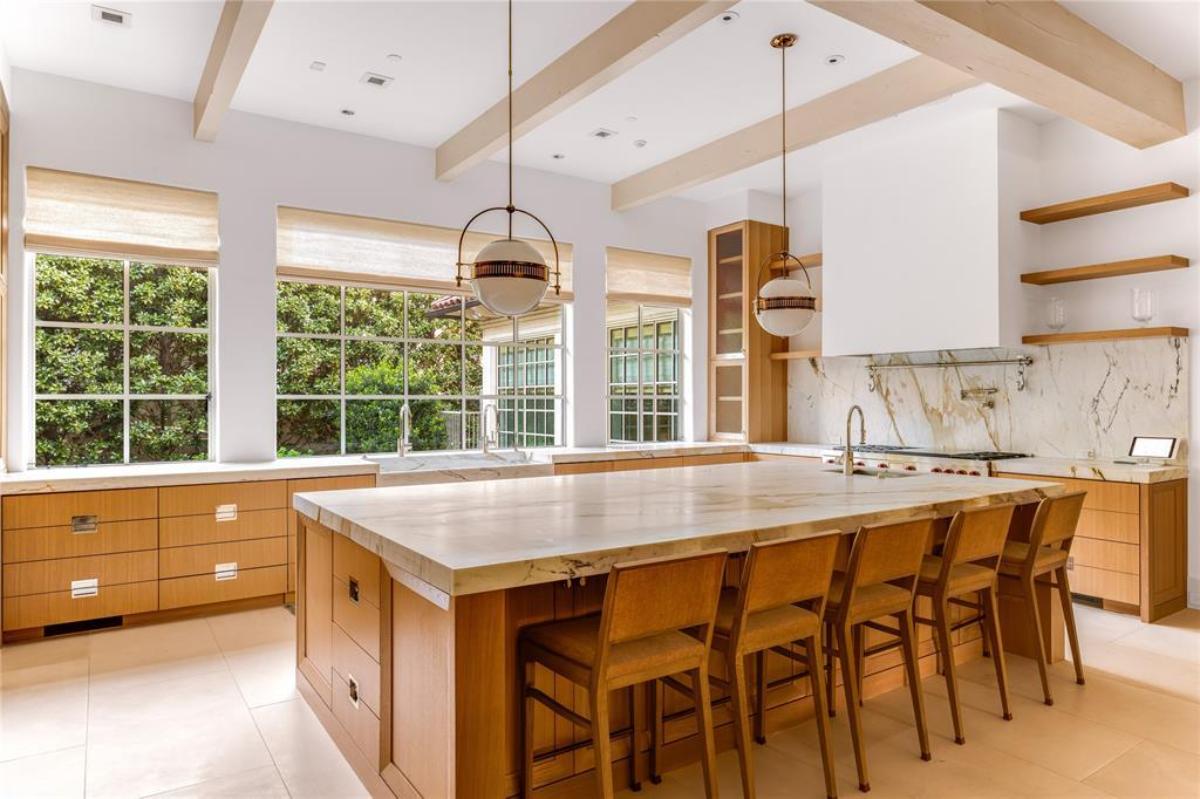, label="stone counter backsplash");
[787,337,1188,461]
